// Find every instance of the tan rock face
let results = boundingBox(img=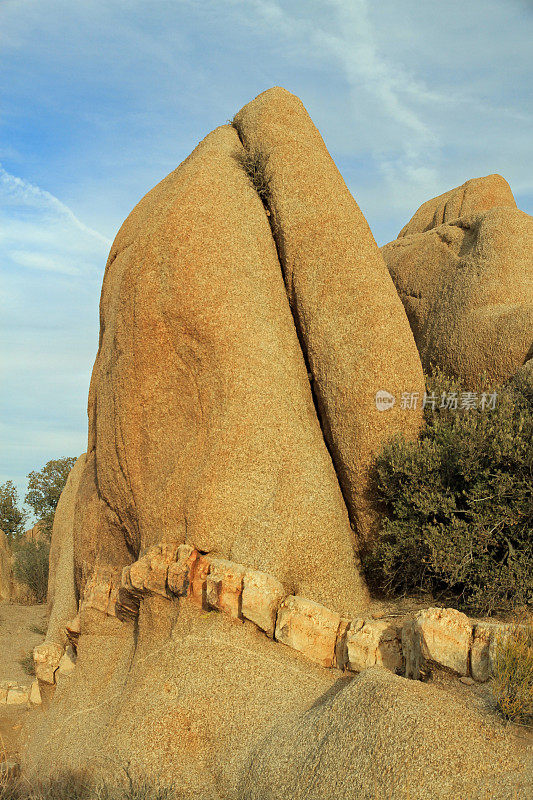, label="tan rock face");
[233,87,424,550]
[345,619,402,674]
[382,182,533,385]
[241,568,286,637]
[238,667,529,800]
[45,454,86,646]
[403,607,472,678]
[33,641,63,685]
[274,595,341,668]
[398,174,516,238]
[73,118,368,618]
